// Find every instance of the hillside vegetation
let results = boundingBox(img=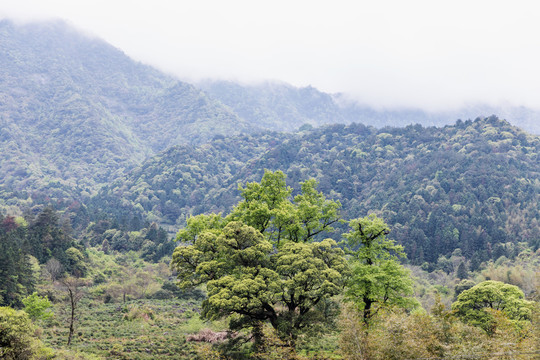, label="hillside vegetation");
[0,20,252,210]
[200,80,540,134]
[94,116,539,266]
